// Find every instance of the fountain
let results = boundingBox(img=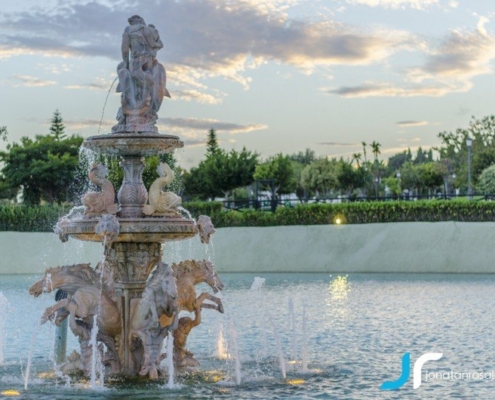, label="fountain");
[29,14,224,380]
